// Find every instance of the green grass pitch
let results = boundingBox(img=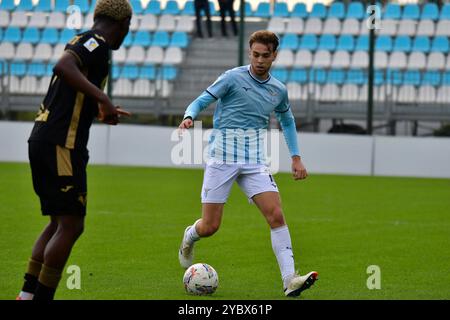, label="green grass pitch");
[0,162,449,300]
